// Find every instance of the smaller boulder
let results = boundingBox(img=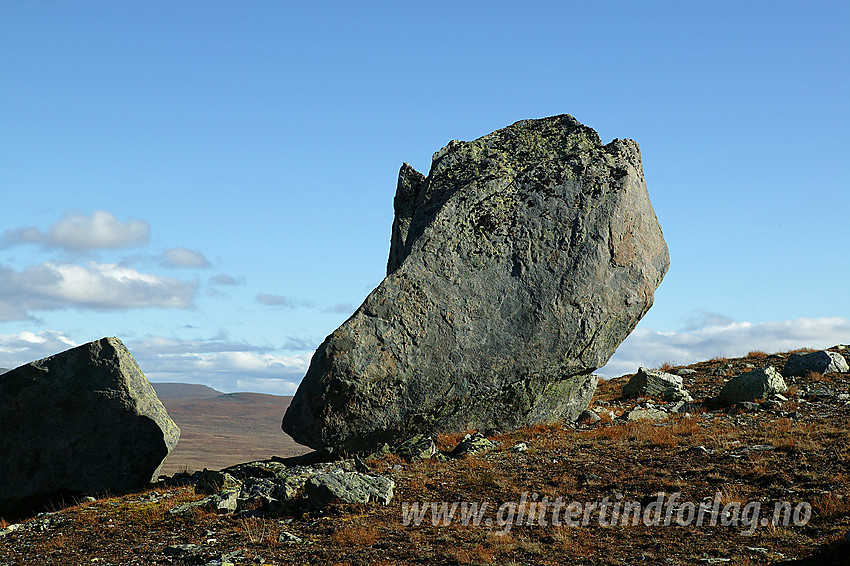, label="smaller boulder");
[395,434,437,459]
[196,470,241,495]
[577,410,602,425]
[509,442,529,452]
[625,407,668,421]
[623,367,693,401]
[279,531,303,544]
[169,489,239,514]
[783,351,849,377]
[448,432,496,458]
[717,366,787,406]
[305,472,394,506]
